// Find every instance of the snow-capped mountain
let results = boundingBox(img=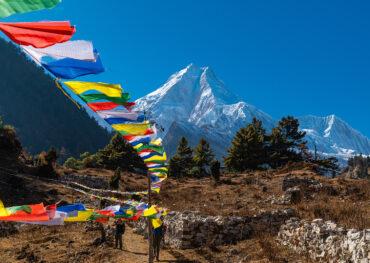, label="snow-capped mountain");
[136,64,370,162]
[135,64,274,157]
[298,115,370,161]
